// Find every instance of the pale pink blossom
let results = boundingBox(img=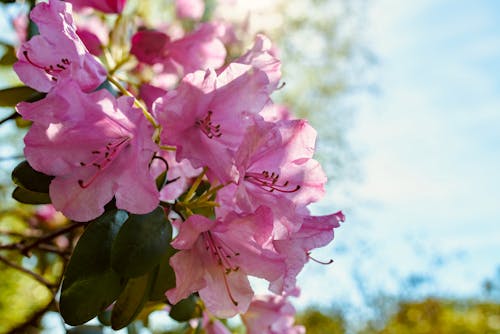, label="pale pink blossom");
[131,23,226,76]
[17,80,159,221]
[234,34,281,92]
[13,0,106,92]
[75,16,109,56]
[67,0,127,13]
[242,294,305,334]
[175,0,205,20]
[270,211,345,293]
[217,119,327,236]
[166,207,285,318]
[153,63,270,183]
